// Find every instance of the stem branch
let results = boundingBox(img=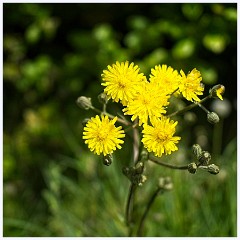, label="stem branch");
[125,183,136,225]
[149,155,188,170]
[137,187,163,236]
[91,107,131,126]
[167,95,211,118]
